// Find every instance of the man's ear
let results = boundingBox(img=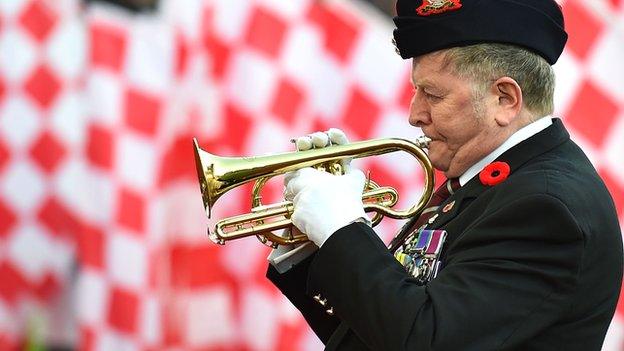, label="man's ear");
[491,77,523,126]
